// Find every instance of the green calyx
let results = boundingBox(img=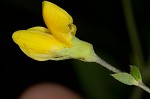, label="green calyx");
[50,36,98,62]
